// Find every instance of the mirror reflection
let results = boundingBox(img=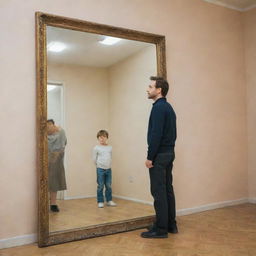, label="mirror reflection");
[46,26,157,233]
